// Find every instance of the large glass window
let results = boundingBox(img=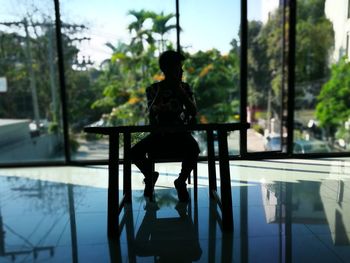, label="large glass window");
[60,0,176,160]
[180,0,241,155]
[3,0,350,165]
[0,0,64,164]
[246,0,285,153]
[294,0,343,154]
